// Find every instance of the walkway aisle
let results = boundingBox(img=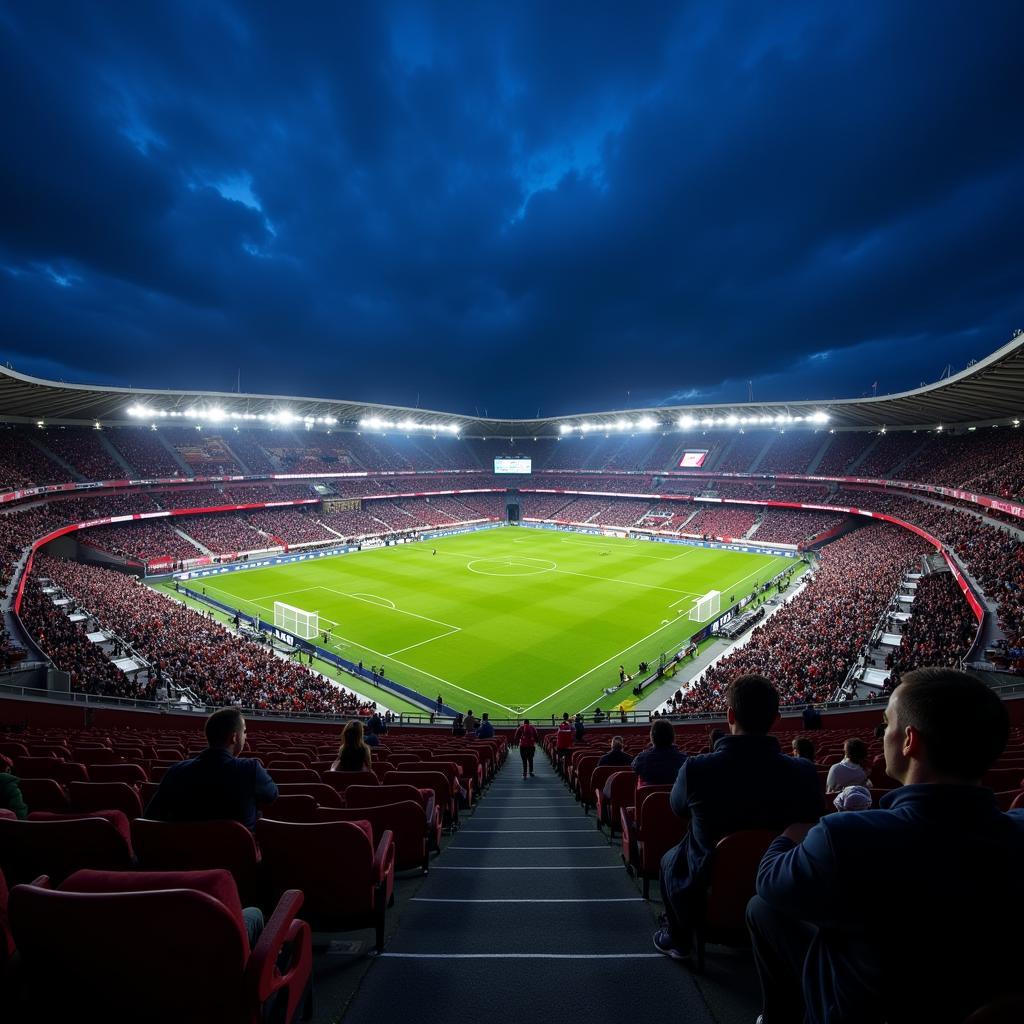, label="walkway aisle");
[344,754,719,1023]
